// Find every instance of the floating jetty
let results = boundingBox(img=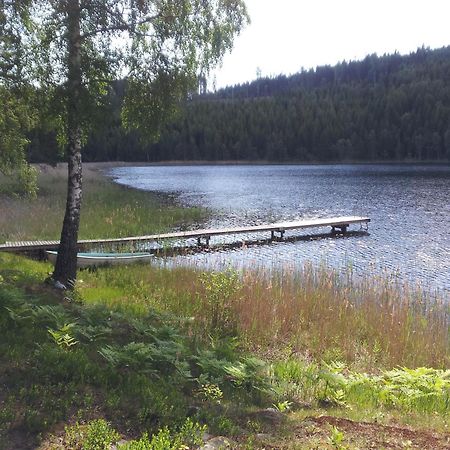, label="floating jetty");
[0,216,370,253]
